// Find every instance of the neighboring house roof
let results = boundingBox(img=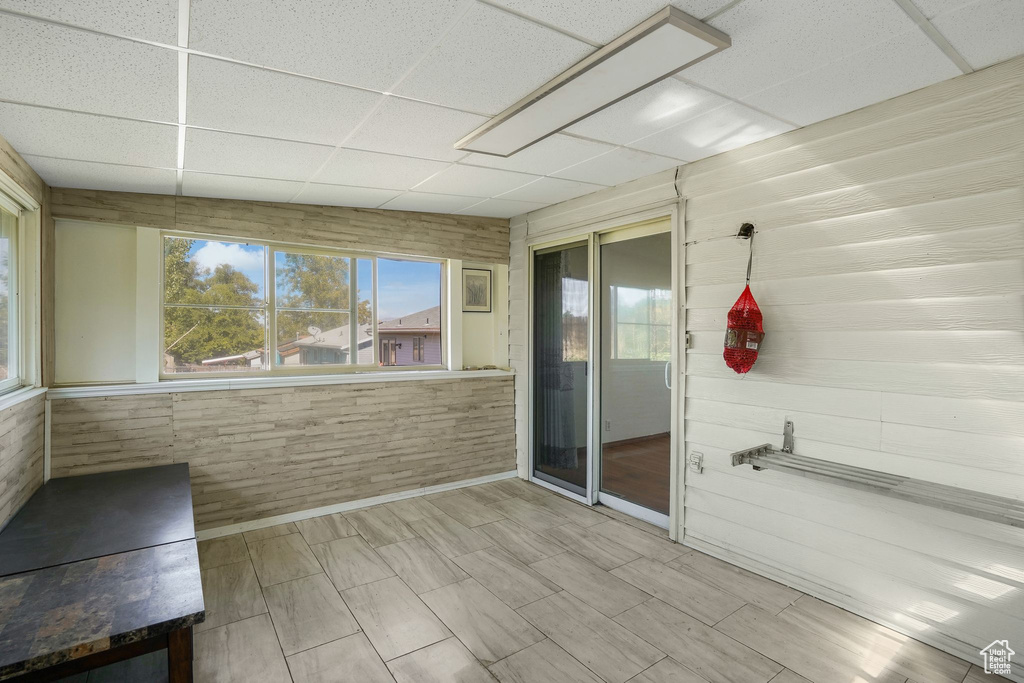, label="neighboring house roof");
[280,306,441,353]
